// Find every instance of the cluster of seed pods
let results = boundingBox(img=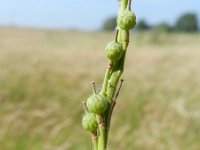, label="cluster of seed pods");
[82,0,136,149]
